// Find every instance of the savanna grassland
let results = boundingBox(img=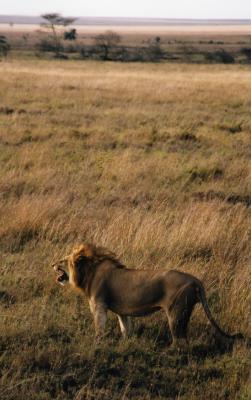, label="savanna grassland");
[3,22,251,63]
[0,58,251,399]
